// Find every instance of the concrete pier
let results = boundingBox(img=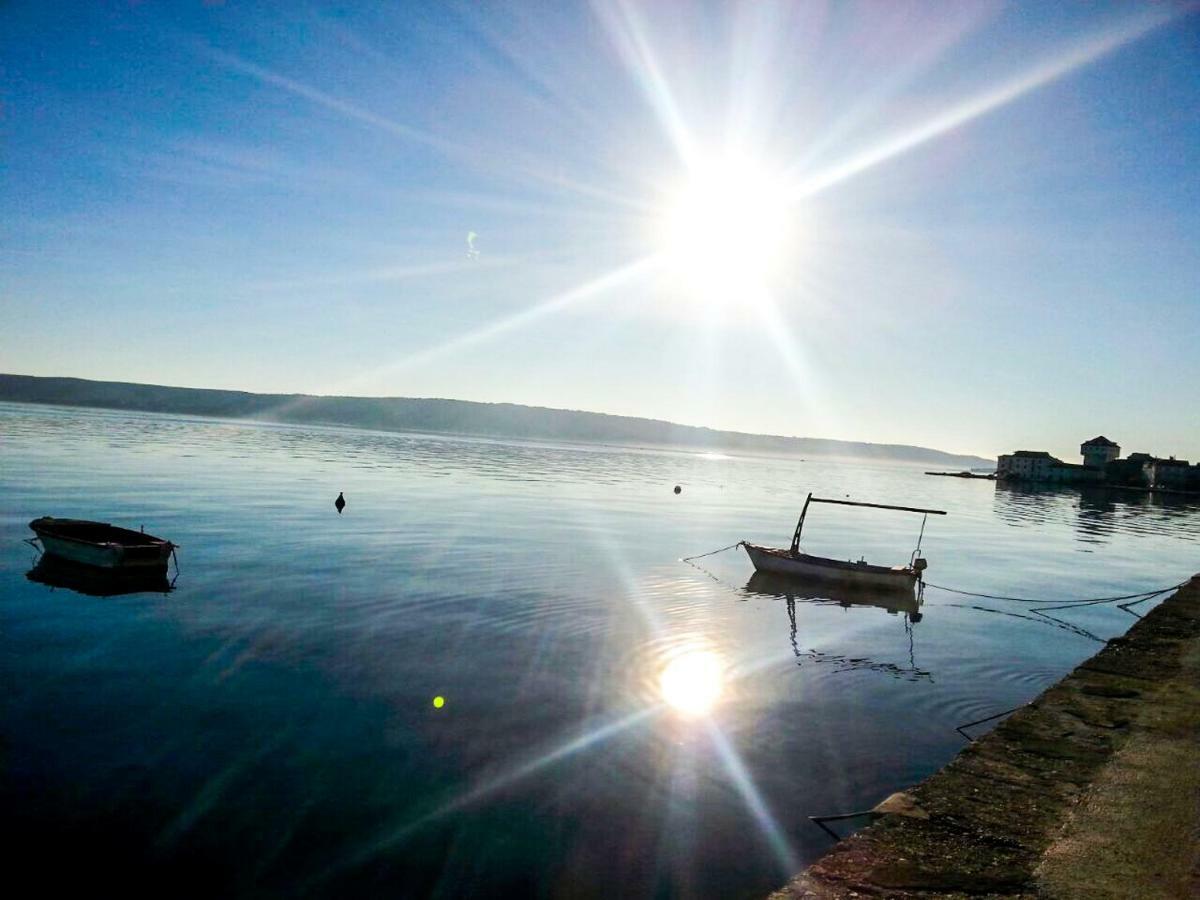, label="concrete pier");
[771,575,1200,899]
